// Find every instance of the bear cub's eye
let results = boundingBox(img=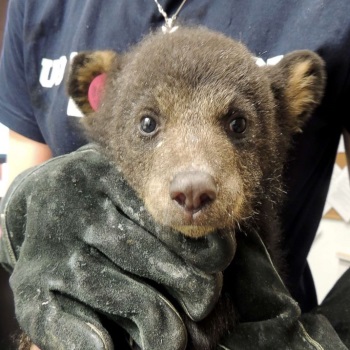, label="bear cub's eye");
[140,115,158,135]
[228,116,247,134]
